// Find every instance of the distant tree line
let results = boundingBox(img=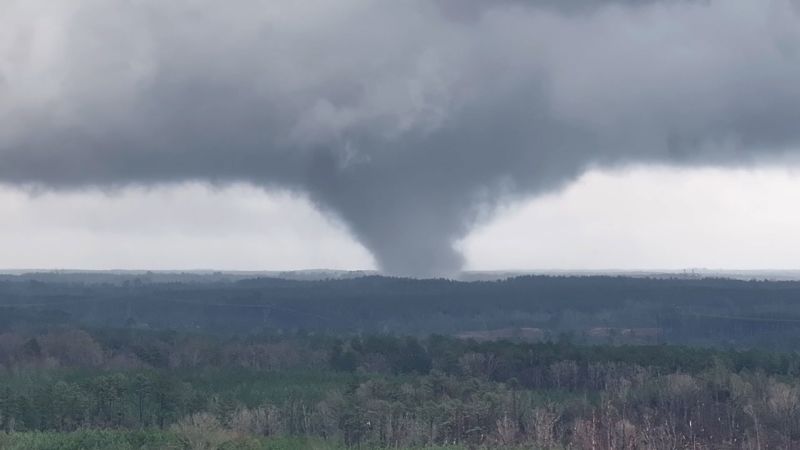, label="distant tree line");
[2,275,800,349]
